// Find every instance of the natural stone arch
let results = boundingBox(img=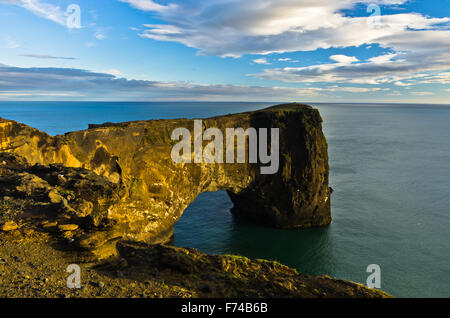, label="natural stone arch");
[0,104,331,244]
